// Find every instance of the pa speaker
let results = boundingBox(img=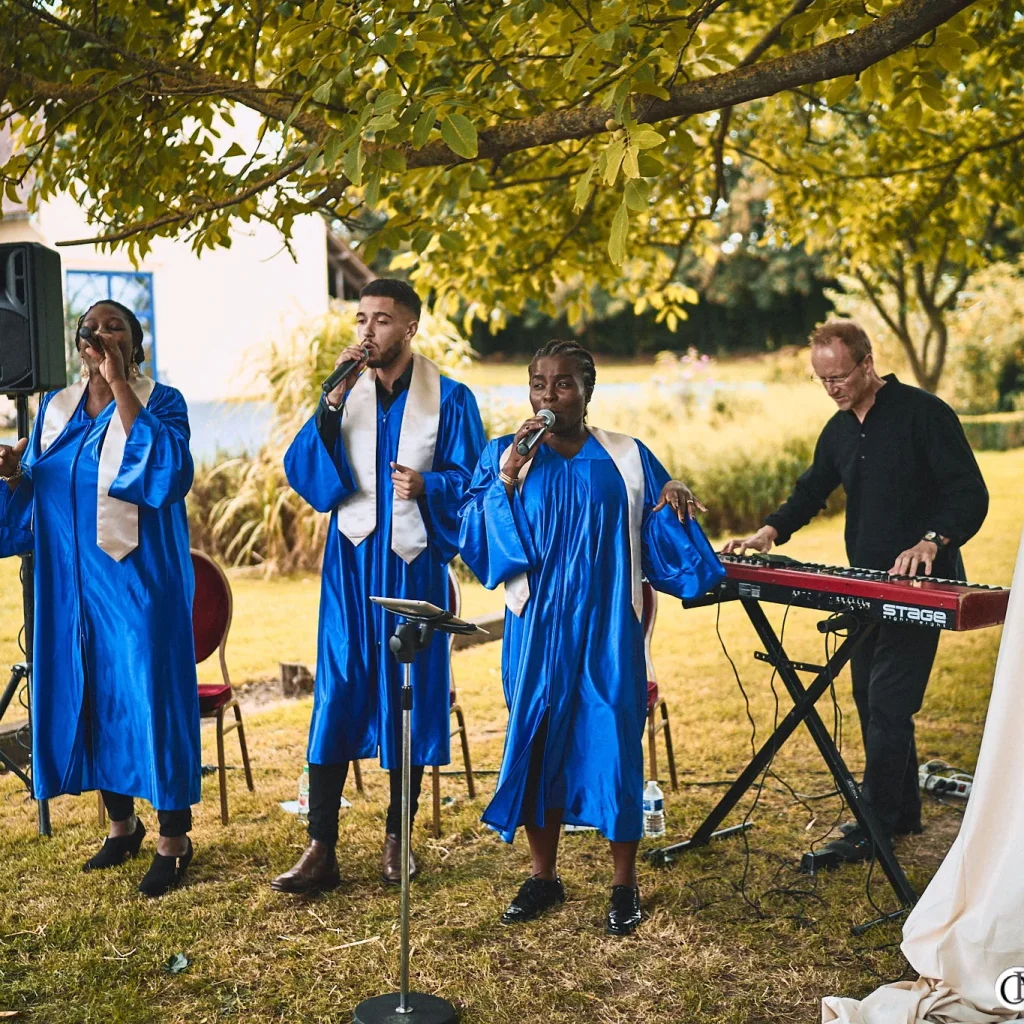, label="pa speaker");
[0,242,66,394]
